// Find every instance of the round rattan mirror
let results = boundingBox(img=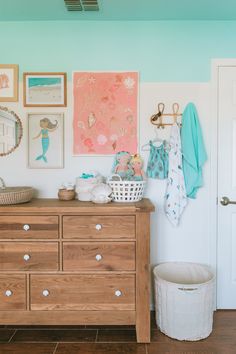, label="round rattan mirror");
[0,106,23,157]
